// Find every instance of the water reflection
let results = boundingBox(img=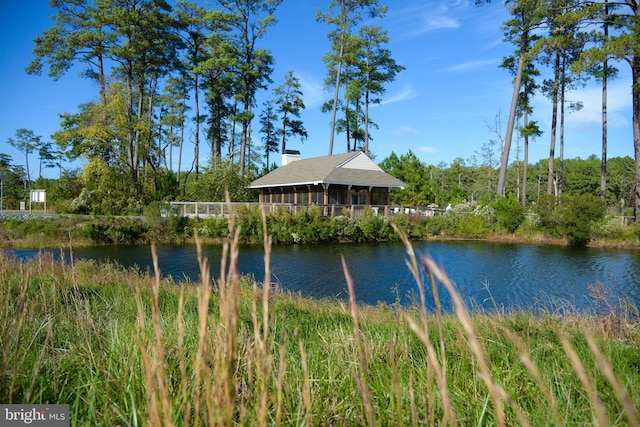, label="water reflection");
[6,240,640,312]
